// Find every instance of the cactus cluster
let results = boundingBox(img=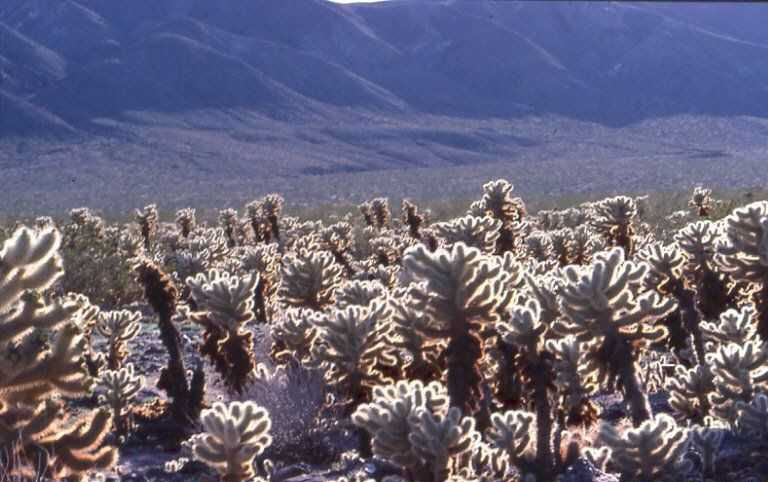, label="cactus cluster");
[0,227,116,480]
[8,181,768,481]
